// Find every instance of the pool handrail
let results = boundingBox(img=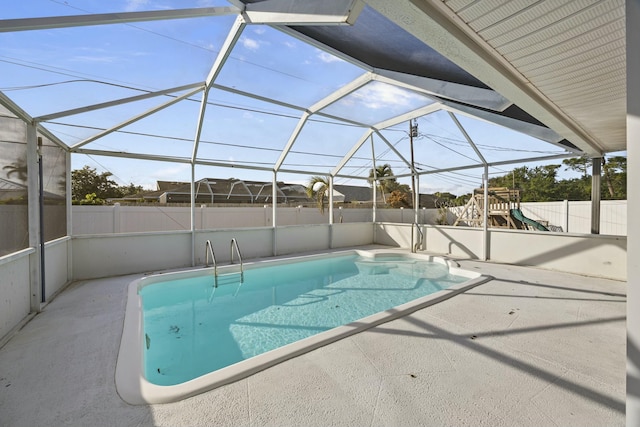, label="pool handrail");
[230,238,244,282]
[205,240,218,279]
